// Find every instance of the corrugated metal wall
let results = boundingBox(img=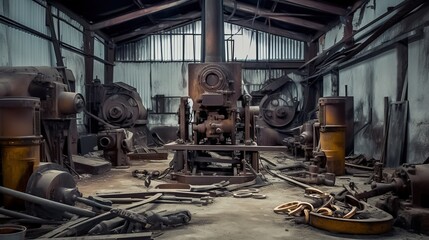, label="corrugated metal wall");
[116,20,305,62]
[114,20,304,125]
